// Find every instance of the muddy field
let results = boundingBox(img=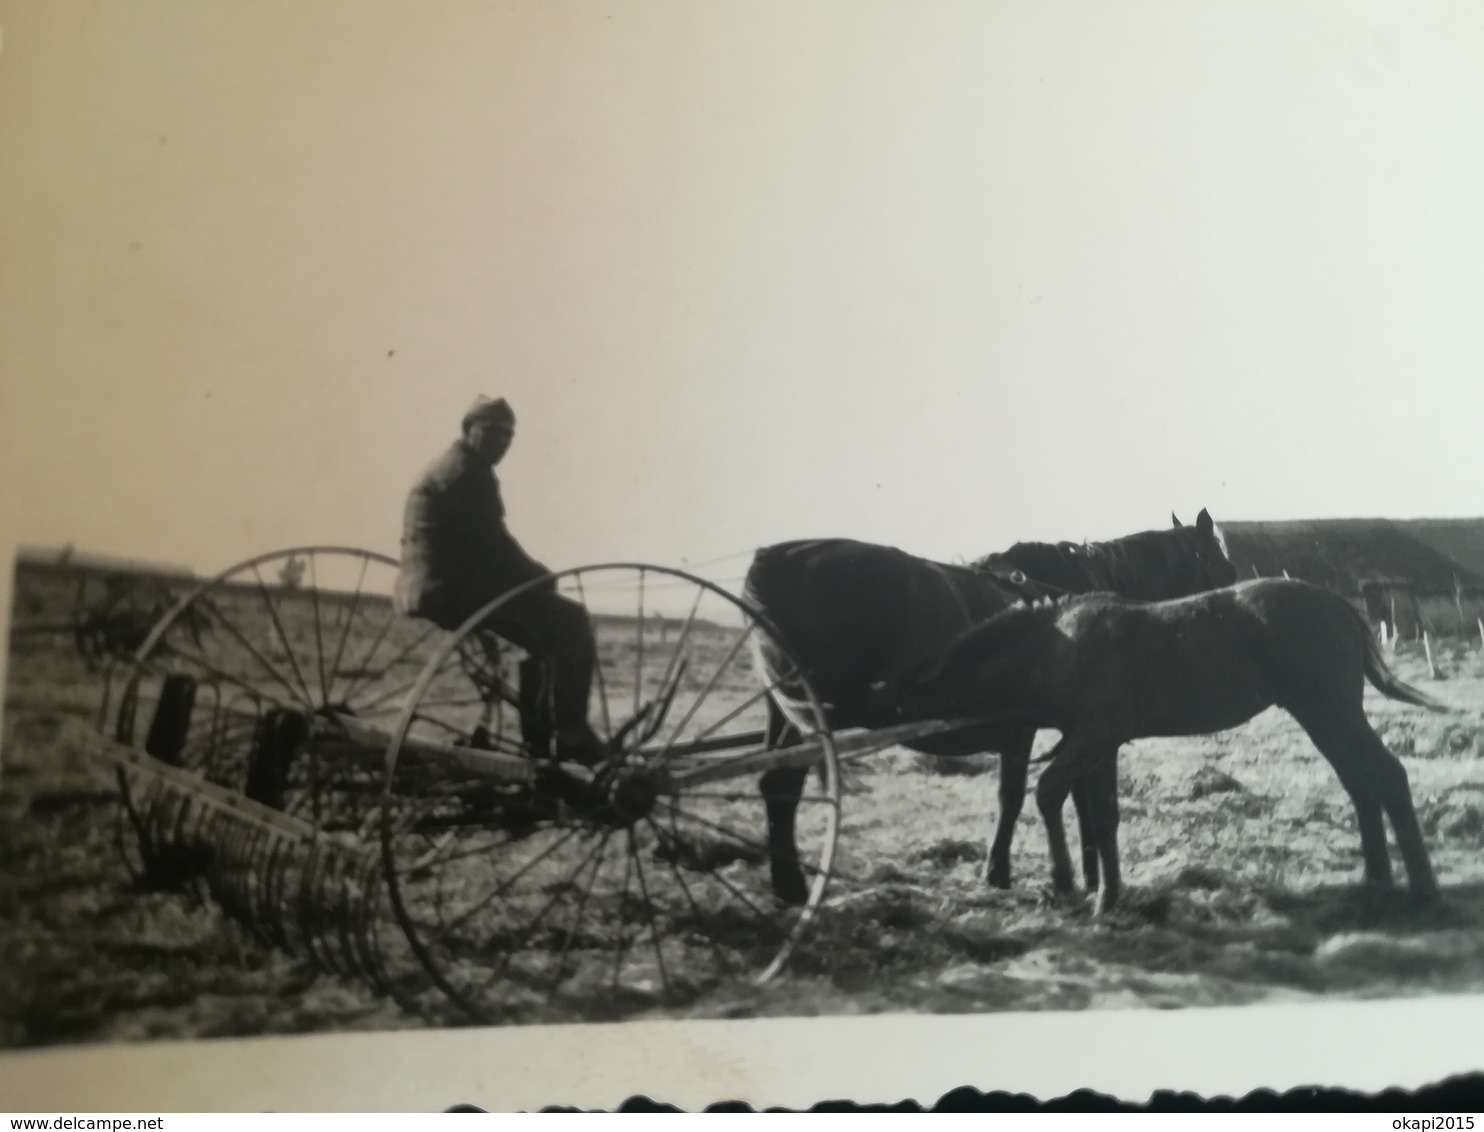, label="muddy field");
[6,562,1484,1050]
